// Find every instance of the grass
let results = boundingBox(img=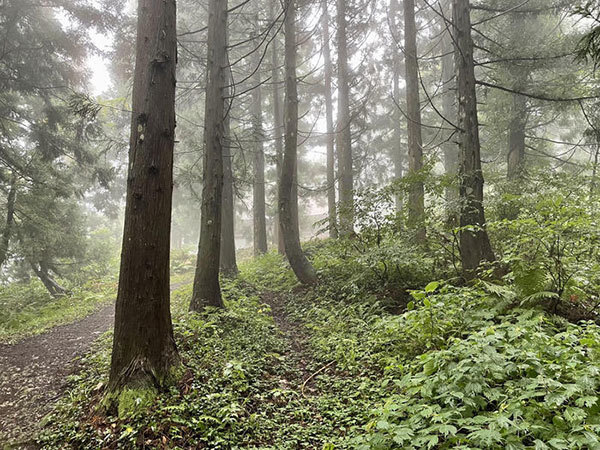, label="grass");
[0,250,196,344]
[0,278,117,344]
